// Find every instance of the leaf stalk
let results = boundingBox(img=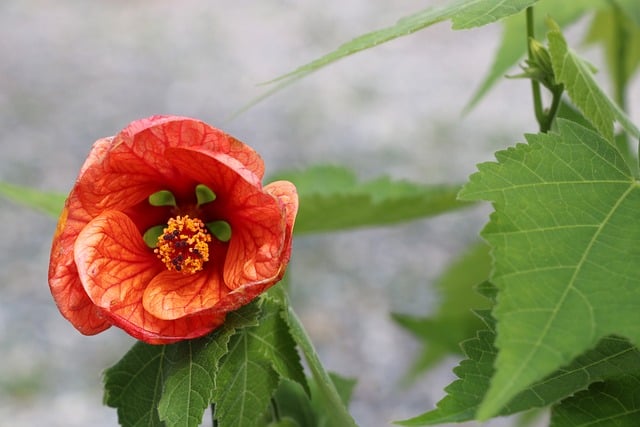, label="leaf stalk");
[286,305,359,427]
[527,7,545,128]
